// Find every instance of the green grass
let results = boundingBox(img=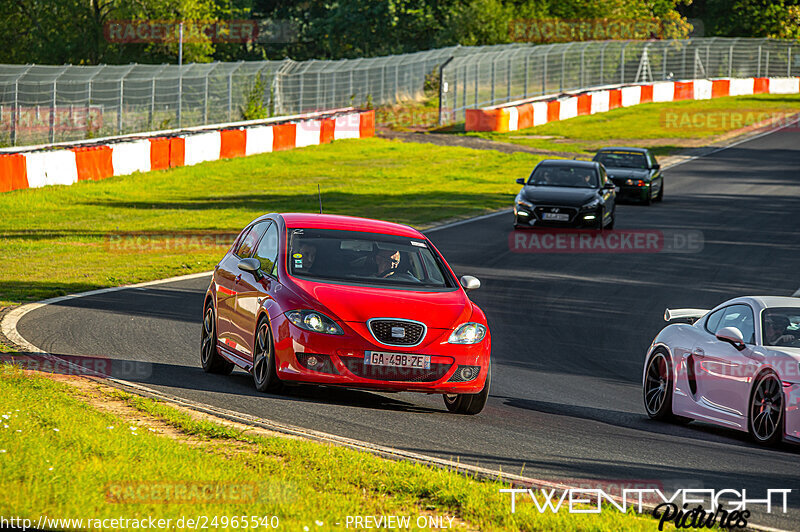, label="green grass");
[0,365,663,531]
[464,94,800,157]
[0,138,540,307]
